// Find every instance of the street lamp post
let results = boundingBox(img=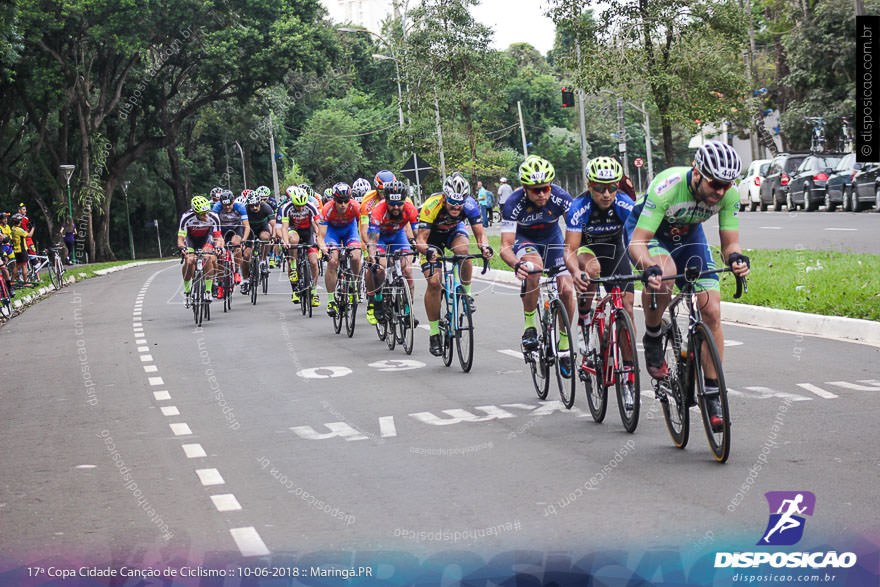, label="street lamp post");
[60,164,76,263]
[122,180,135,260]
[371,53,406,133]
[599,91,654,182]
